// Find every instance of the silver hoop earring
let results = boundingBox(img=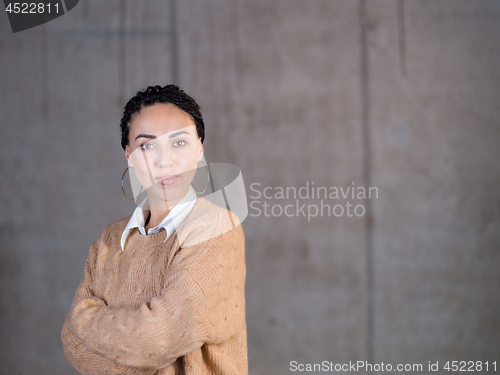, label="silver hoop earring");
[193,160,210,195]
[121,167,143,200]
